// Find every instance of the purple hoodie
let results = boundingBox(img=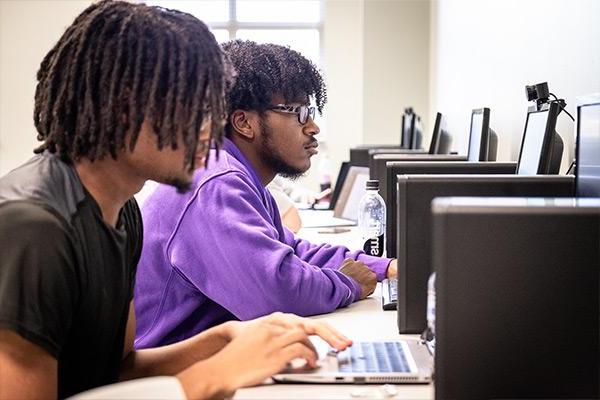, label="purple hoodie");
[134,138,391,348]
